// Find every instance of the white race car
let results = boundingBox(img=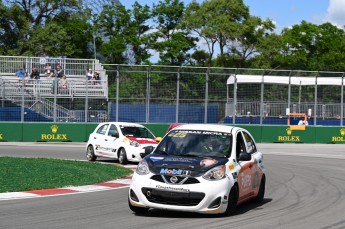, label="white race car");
[86,122,160,164]
[128,124,265,215]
